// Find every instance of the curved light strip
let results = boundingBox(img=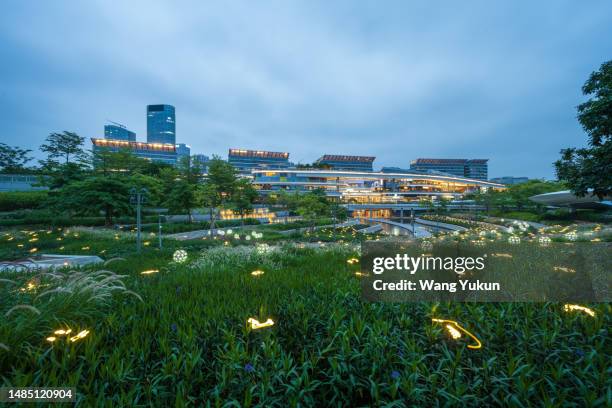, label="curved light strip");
[432,318,482,349]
